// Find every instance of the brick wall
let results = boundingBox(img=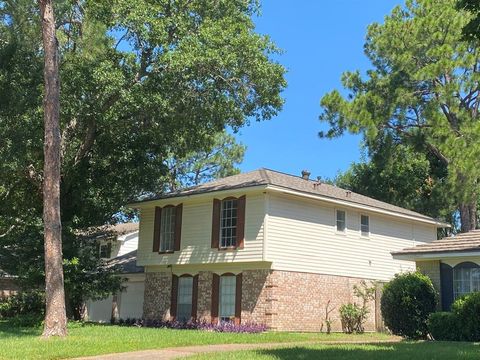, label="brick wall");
[416,260,442,310]
[143,268,380,332]
[143,271,171,320]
